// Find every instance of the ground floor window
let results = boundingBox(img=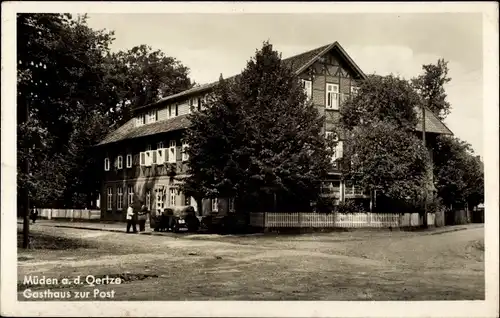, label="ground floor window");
[169,188,176,206]
[229,198,235,212]
[156,188,165,211]
[345,180,365,196]
[117,187,123,210]
[321,181,341,199]
[211,198,218,212]
[184,195,191,206]
[107,187,112,211]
